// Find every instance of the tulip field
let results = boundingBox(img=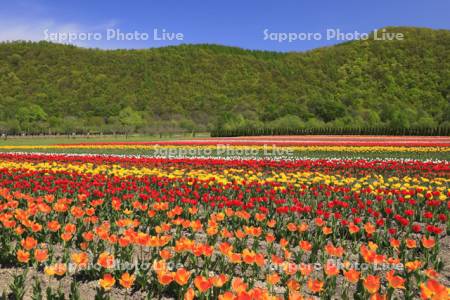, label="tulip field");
[1,135,449,160]
[0,136,448,299]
